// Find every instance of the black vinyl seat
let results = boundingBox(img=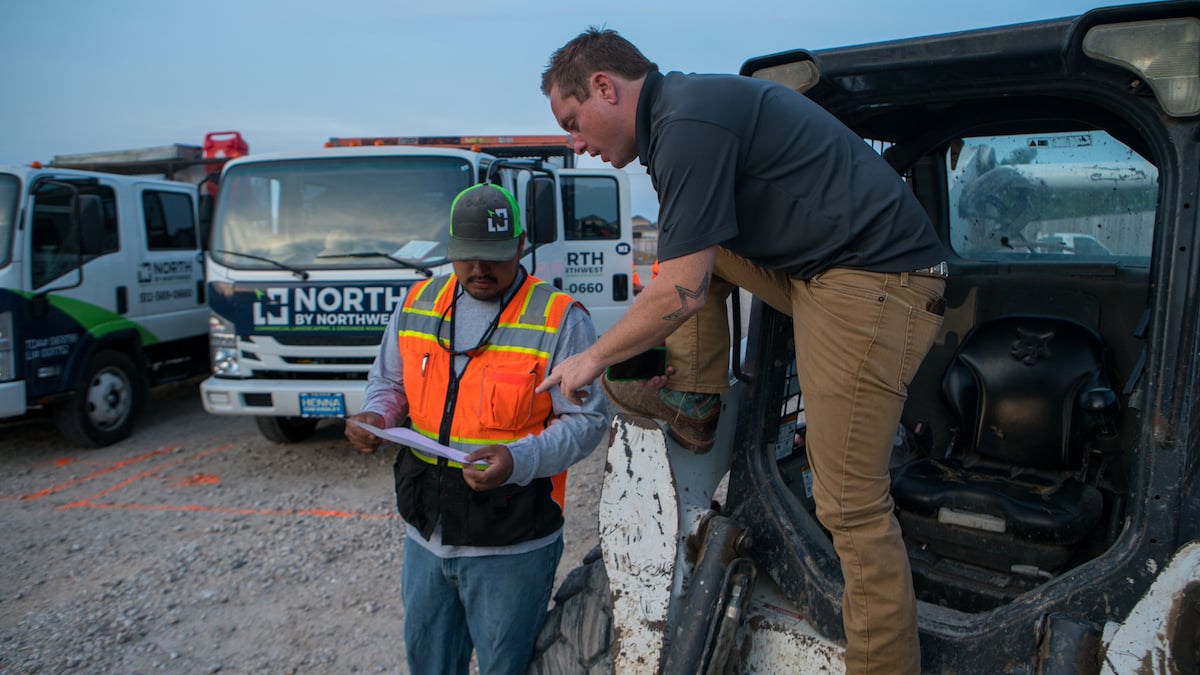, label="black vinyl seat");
[892,315,1117,575]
